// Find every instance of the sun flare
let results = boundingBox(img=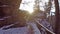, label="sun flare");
[28,10,33,13]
